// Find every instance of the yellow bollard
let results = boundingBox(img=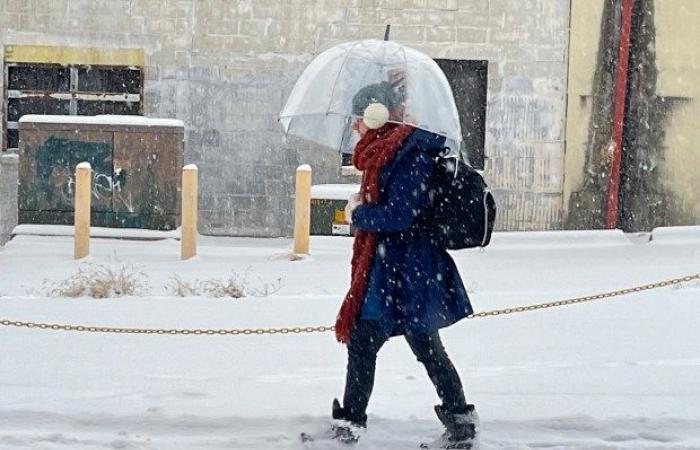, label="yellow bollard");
[74,162,92,259]
[181,164,198,260]
[293,164,312,255]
